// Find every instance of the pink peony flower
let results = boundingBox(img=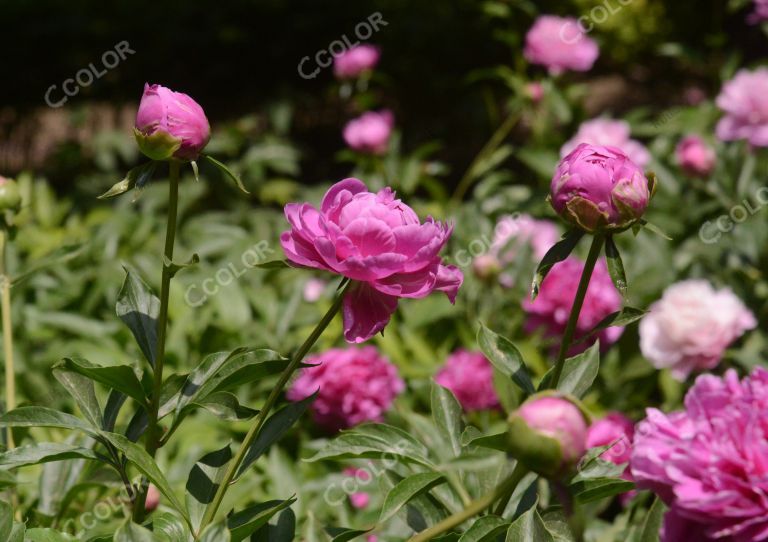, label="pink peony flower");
[334,45,380,79]
[716,68,768,147]
[280,178,463,343]
[523,257,623,354]
[491,214,560,263]
[561,118,651,168]
[517,396,588,466]
[343,110,394,155]
[676,135,716,178]
[303,278,327,302]
[551,143,650,232]
[435,349,500,411]
[287,346,404,431]
[587,412,635,500]
[134,83,211,161]
[639,280,756,380]
[631,368,768,541]
[144,483,160,512]
[748,0,768,23]
[524,15,599,74]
